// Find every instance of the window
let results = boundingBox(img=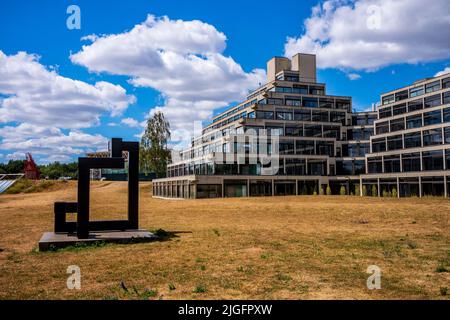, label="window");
[304,125,322,137]
[402,153,421,172]
[330,111,346,124]
[379,107,392,119]
[279,140,295,154]
[247,111,255,119]
[285,126,302,136]
[319,98,334,109]
[424,94,441,108]
[384,155,401,173]
[266,126,283,136]
[408,99,423,112]
[286,99,301,106]
[390,118,405,132]
[406,114,422,129]
[354,160,366,175]
[376,121,389,134]
[409,86,424,98]
[294,110,311,121]
[422,150,443,171]
[446,149,450,170]
[275,86,292,93]
[296,140,315,155]
[323,126,340,139]
[443,77,450,89]
[276,111,293,120]
[395,90,408,101]
[372,138,386,153]
[423,129,442,146]
[348,143,369,157]
[382,94,395,105]
[387,135,403,150]
[256,111,274,119]
[336,160,354,175]
[303,98,318,108]
[425,80,440,93]
[309,86,324,95]
[336,99,350,110]
[444,108,450,123]
[404,132,421,148]
[423,110,442,126]
[445,127,450,143]
[292,85,308,94]
[392,103,407,115]
[316,141,334,156]
[368,157,383,173]
[312,110,329,122]
[308,160,326,175]
[444,91,450,105]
